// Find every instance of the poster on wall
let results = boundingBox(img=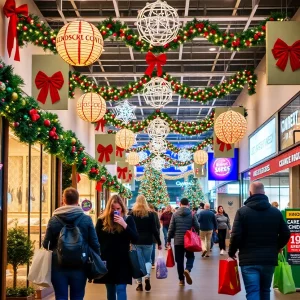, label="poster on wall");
[32,55,69,110]
[95,134,116,165]
[193,163,207,178]
[286,209,300,265]
[266,22,300,85]
[117,161,130,183]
